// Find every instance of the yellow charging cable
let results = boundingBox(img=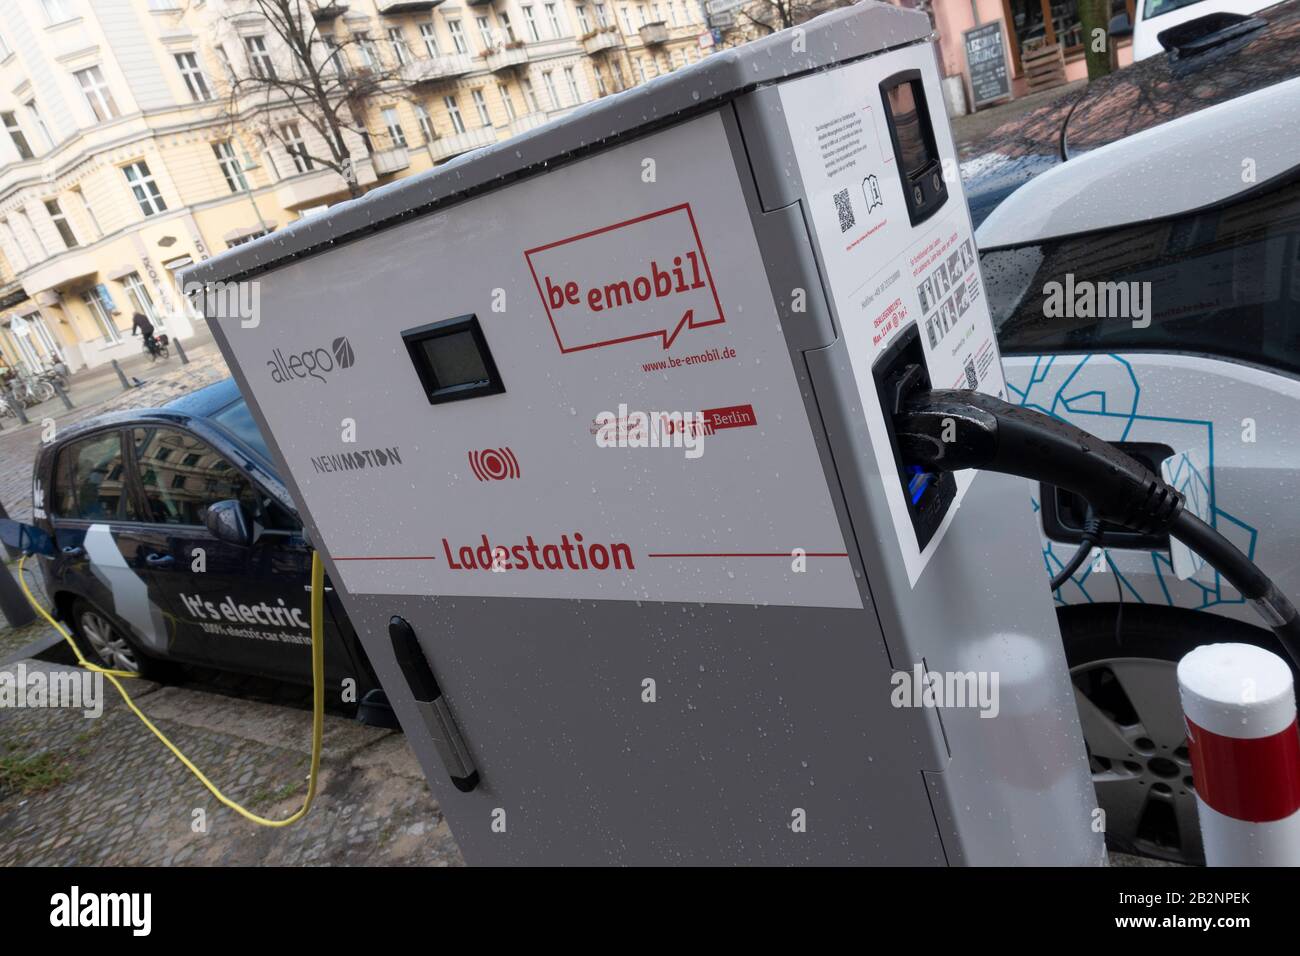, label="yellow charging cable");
[16,550,324,827]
